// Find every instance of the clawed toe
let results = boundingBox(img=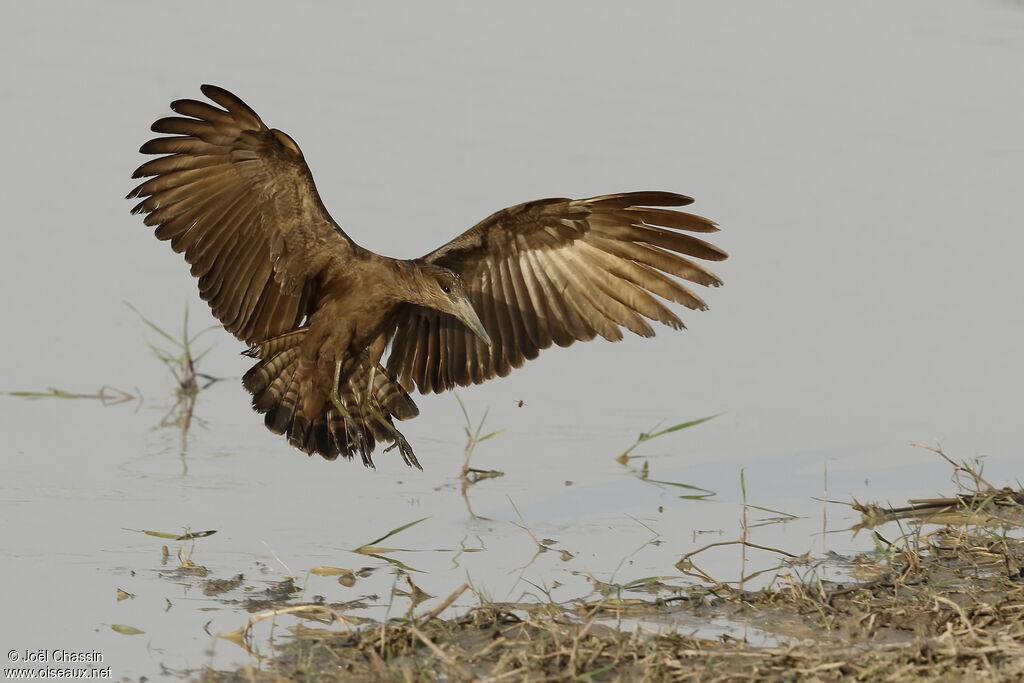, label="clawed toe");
[384,431,421,470]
